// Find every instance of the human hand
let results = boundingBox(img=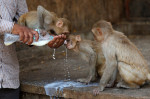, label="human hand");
[48,34,66,48]
[11,24,39,45]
